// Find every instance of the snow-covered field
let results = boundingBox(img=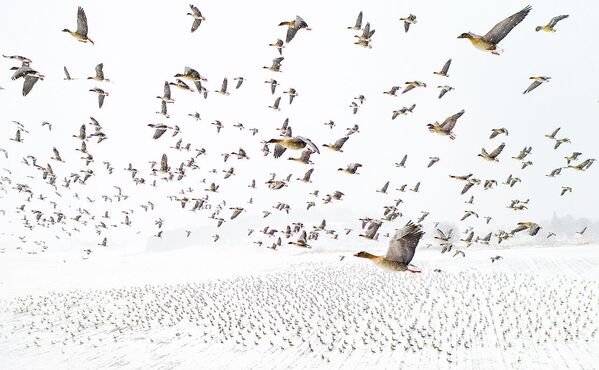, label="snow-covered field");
[1,245,598,369]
